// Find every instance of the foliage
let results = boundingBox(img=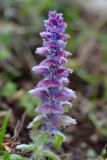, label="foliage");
[0,112,26,159]
[16,129,64,160]
[0,111,10,148]
[89,113,107,136]
[75,69,101,85]
[98,144,107,160]
[0,112,25,160]
[0,152,25,160]
[0,47,11,60]
[53,131,65,148]
[0,82,17,97]
[42,150,60,160]
[103,76,107,103]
